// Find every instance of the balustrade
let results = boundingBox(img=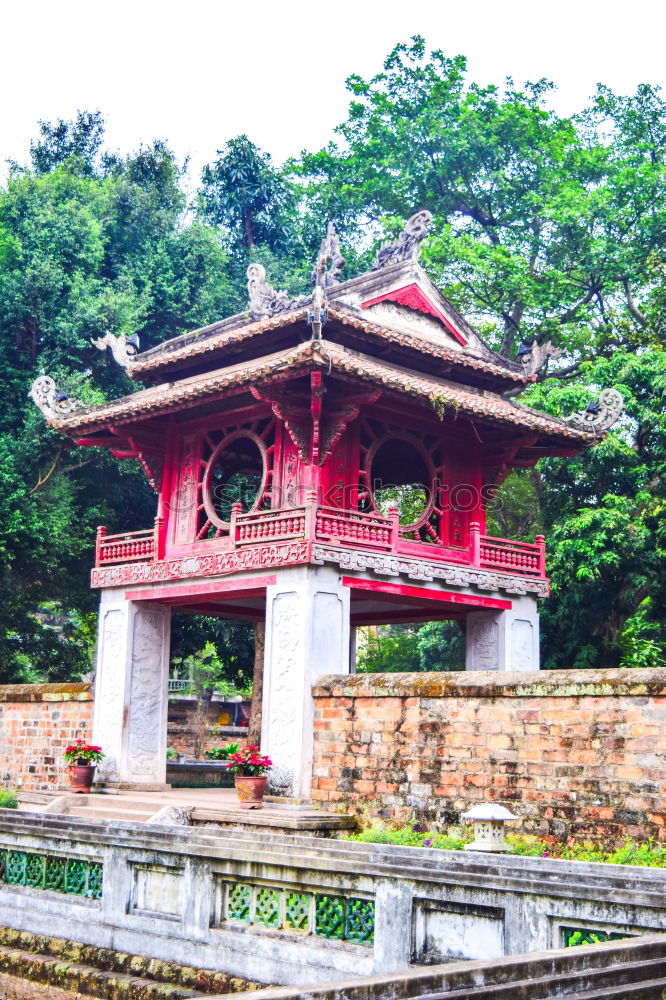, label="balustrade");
[95,526,155,565]
[94,509,547,580]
